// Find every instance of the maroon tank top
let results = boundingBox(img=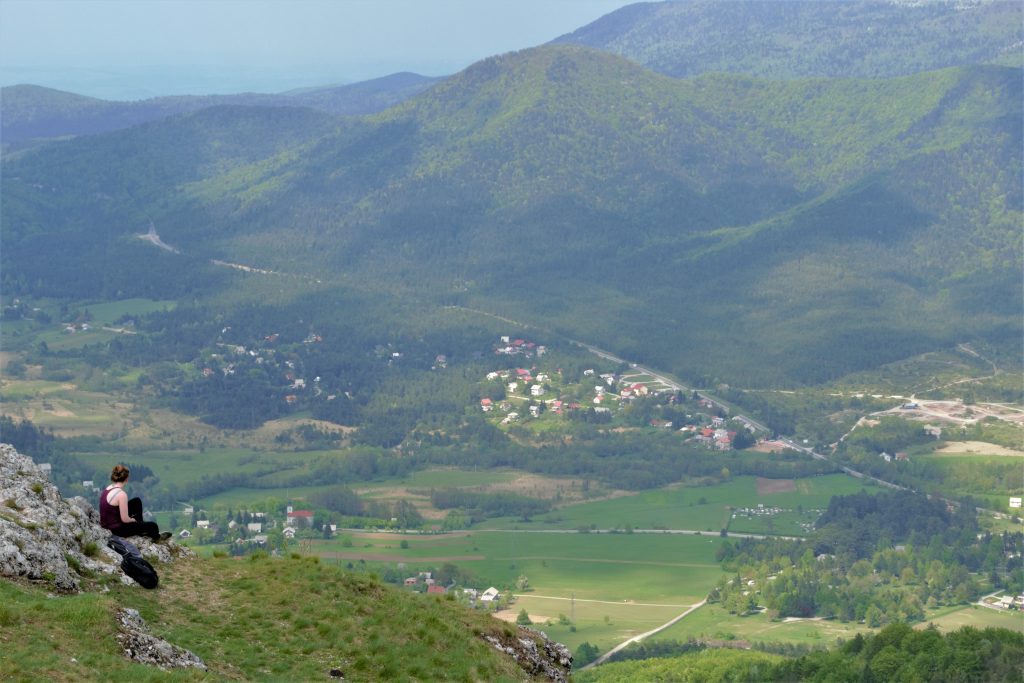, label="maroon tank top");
[99,486,123,530]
